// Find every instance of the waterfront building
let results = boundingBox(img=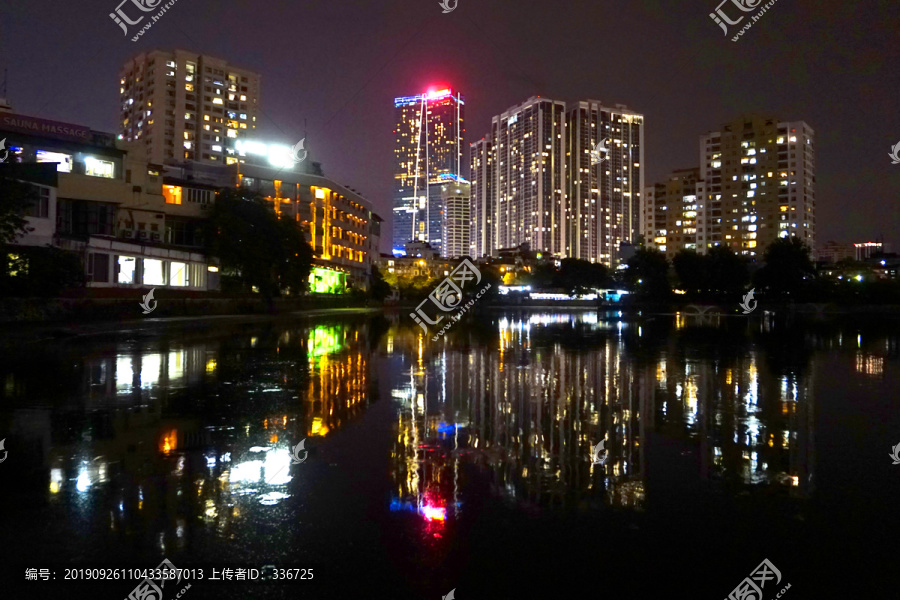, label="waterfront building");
[376,242,458,283]
[118,49,261,166]
[700,114,815,257]
[180,159,383,291]
[470,97,643,267]
[392,87,465,254]
[566,101,644,265]
[0,107,216,290]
